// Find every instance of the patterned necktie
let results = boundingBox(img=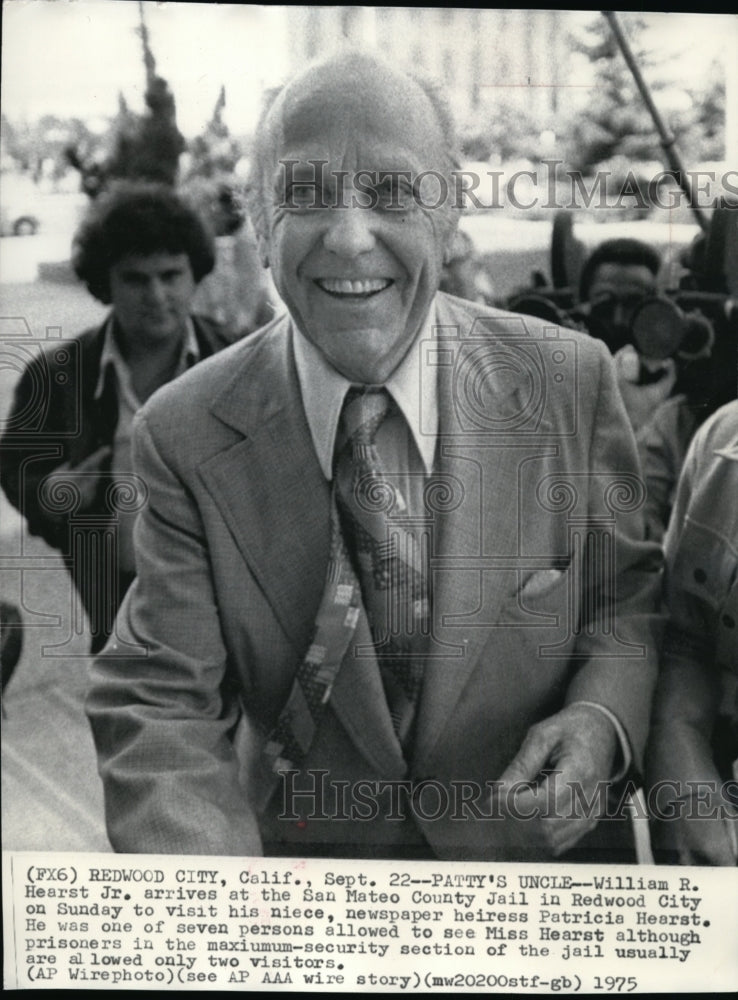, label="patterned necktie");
[263,505,362,774]
[334,386,429,750]
[262,387,430,776]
